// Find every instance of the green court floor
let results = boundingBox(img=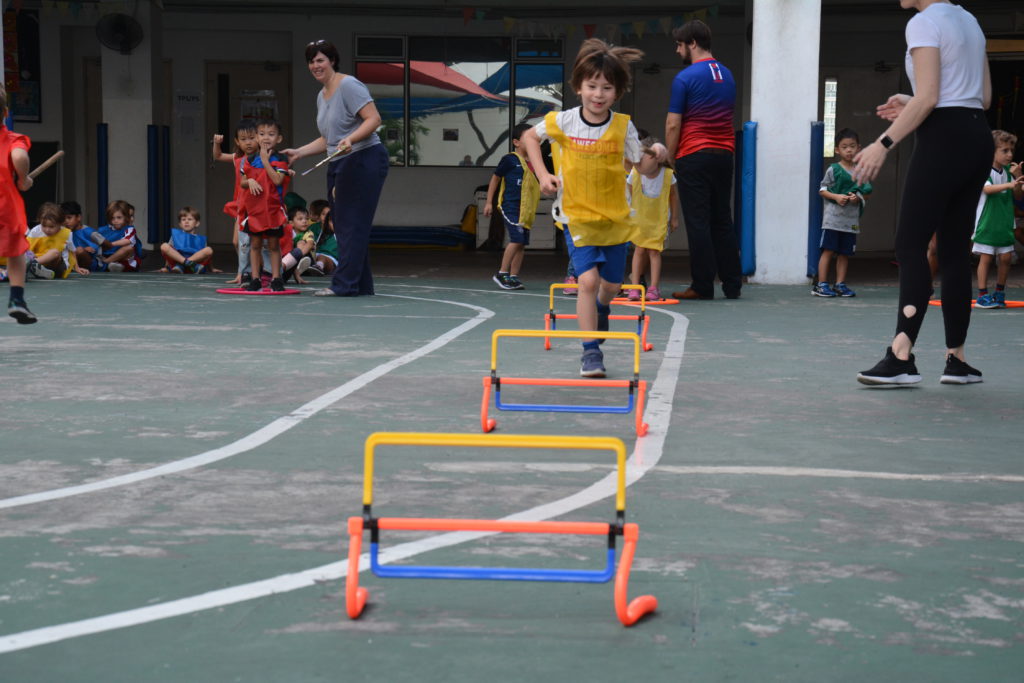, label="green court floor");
[1,262,1022,682]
